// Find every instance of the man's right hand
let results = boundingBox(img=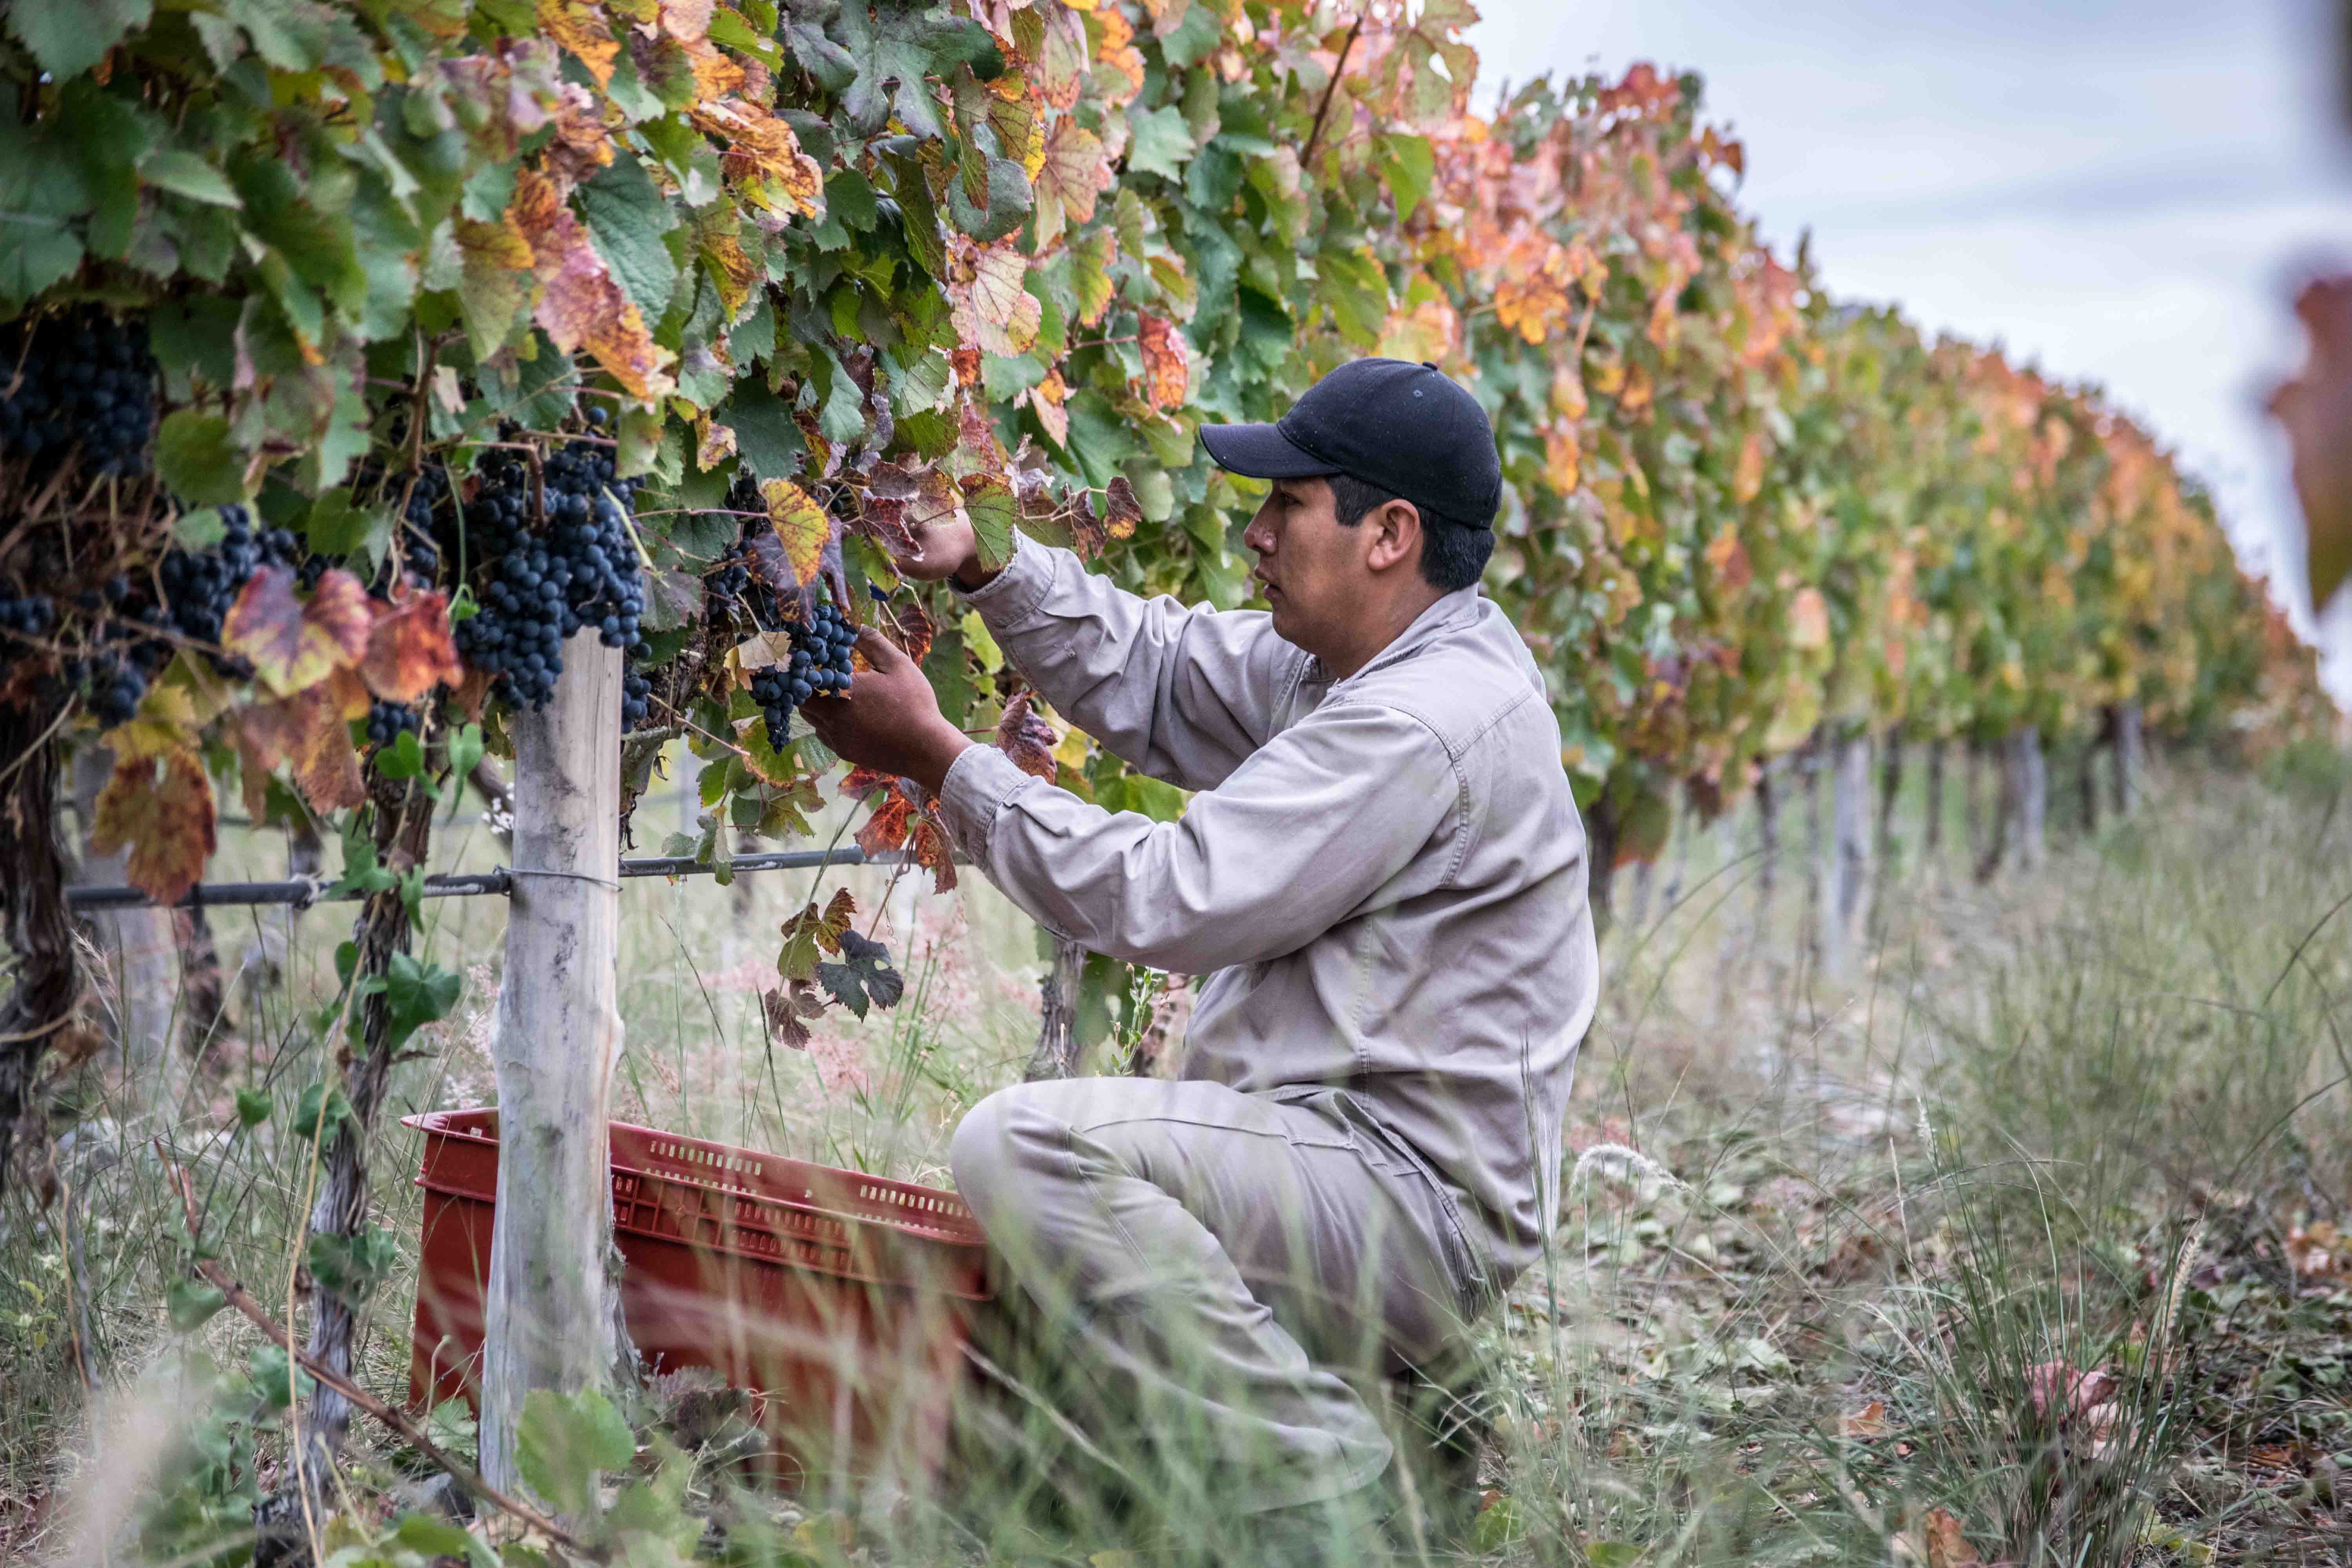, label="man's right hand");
[891,506,996,591]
